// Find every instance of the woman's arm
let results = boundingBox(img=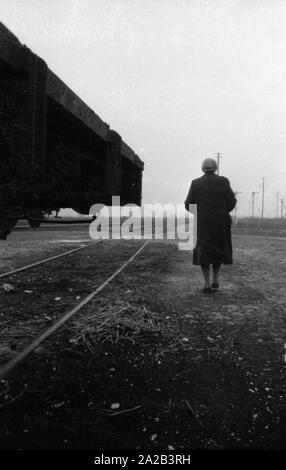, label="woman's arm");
[185,181,196,212]
[225,179,237,212]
